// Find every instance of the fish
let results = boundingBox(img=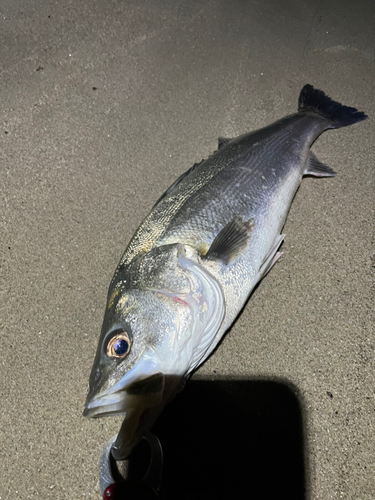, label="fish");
[83,85,367,460]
